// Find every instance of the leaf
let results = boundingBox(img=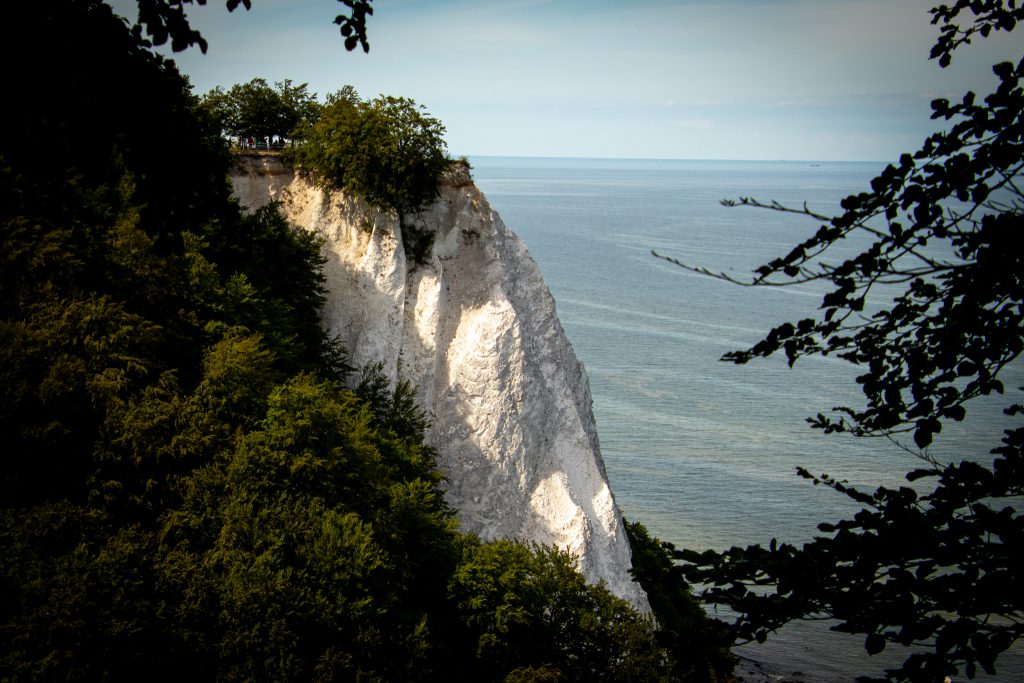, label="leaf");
[865,633,886,655]
[913,419,937,449]
[906,468,938,482]
[944,404,966,421]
